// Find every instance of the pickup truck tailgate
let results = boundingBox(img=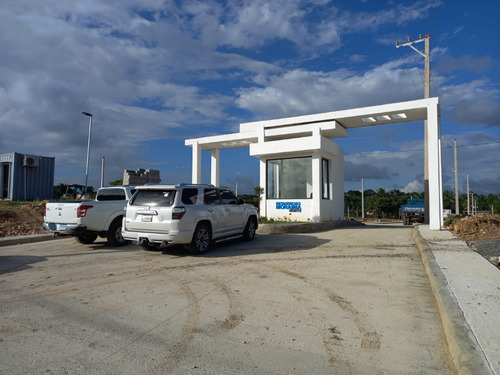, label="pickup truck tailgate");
[44,202,81,223]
